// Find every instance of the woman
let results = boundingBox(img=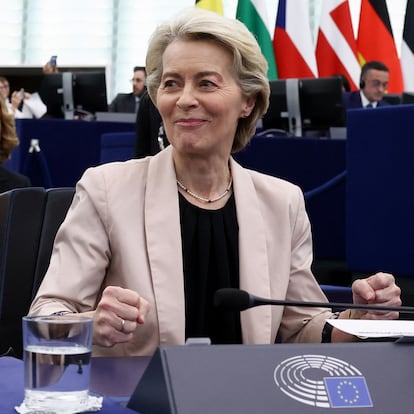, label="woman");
[0,97,31,191]
[30,9,401,357]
